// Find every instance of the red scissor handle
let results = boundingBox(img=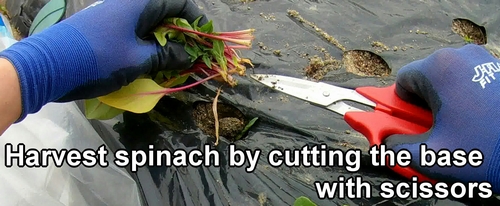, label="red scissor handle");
[356,84,433,128]
[343,84,436,183]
